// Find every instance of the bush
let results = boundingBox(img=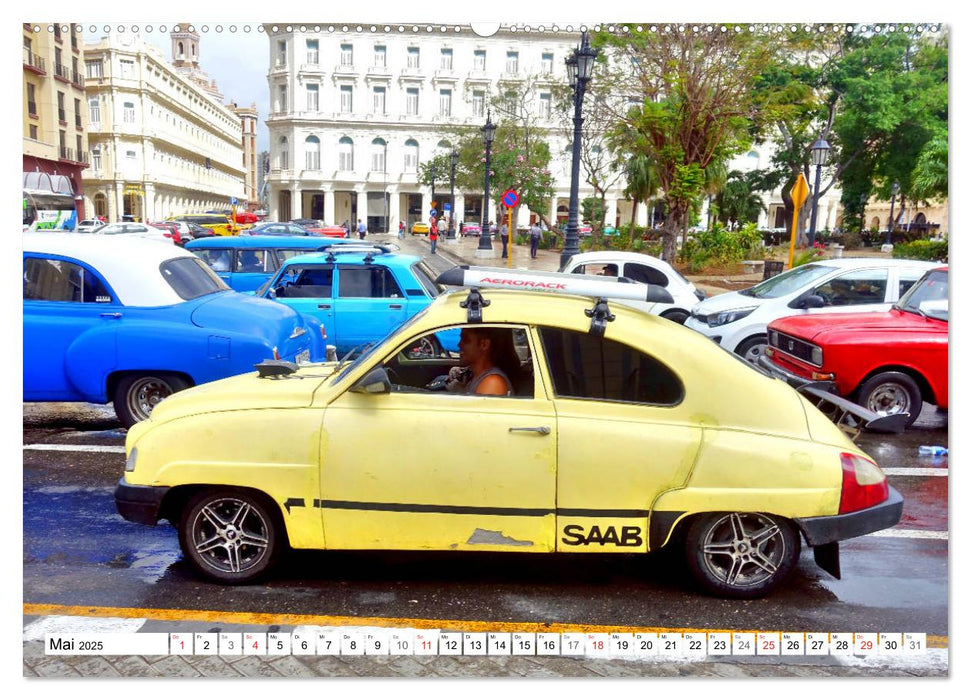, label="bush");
[678,222,763,272]
[792,246,825,268]
[892,238,948,263]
